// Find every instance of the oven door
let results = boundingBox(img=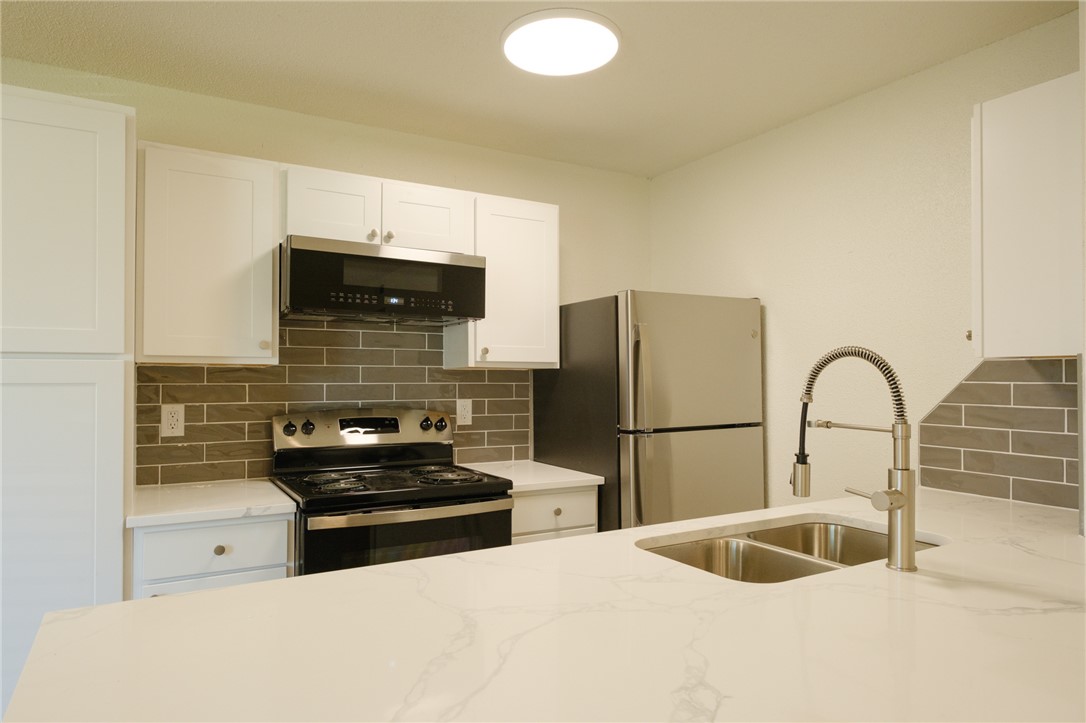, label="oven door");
[298,496,512,575]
